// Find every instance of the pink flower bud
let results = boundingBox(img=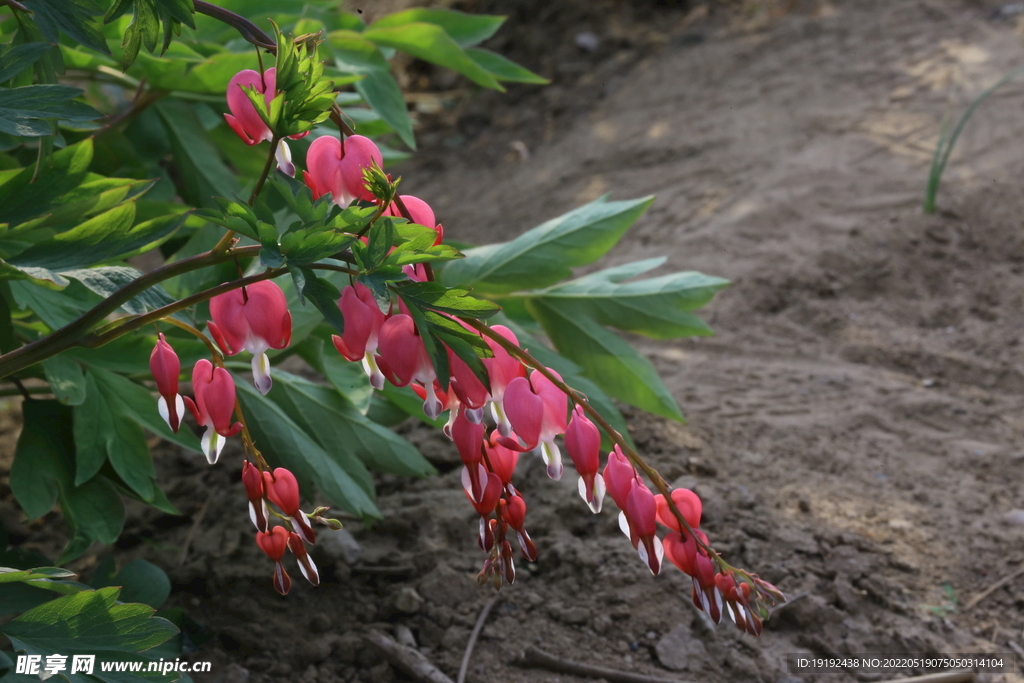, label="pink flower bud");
[183,359,243,464]
[209,281,292,395]
[654,488,702,531]
[149,333,184,433]
[464,471,502,516]
[484,433,519,486]
[303,134,383,207]
[242,461,268,532]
